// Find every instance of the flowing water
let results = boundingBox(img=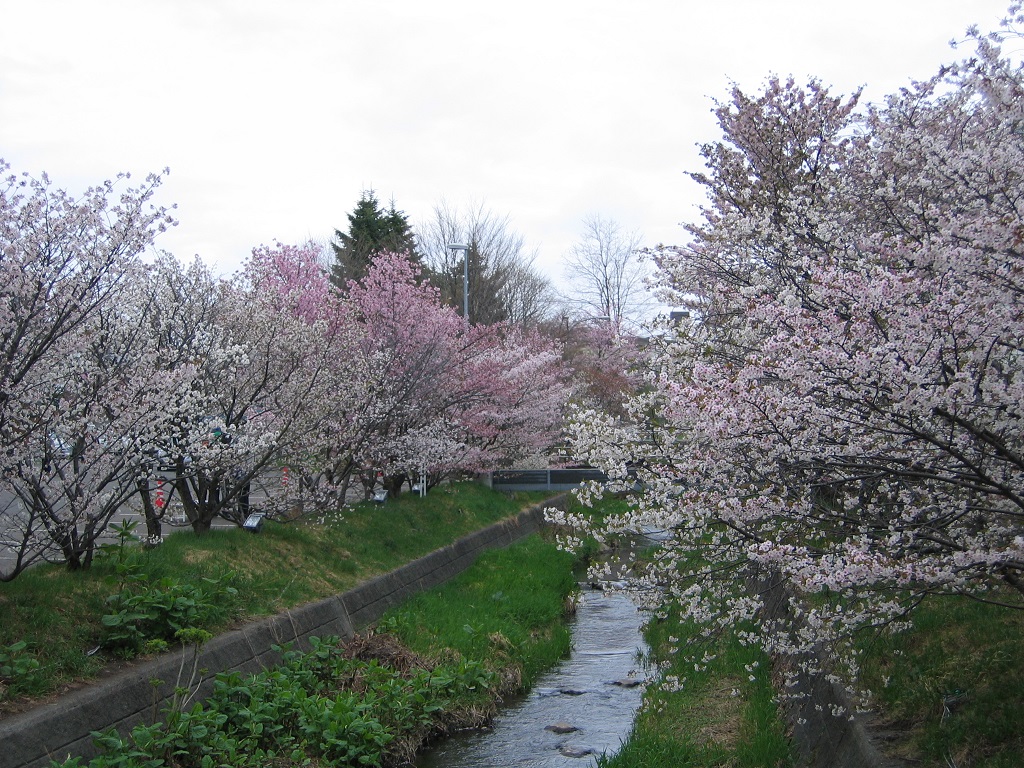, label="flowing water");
[416,585,648,767]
